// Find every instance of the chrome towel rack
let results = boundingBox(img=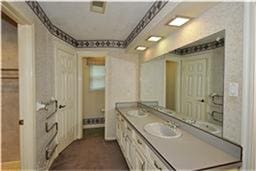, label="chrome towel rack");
[40,98,59,160]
